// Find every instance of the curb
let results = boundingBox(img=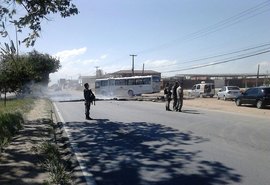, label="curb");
[51,102,97,185]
